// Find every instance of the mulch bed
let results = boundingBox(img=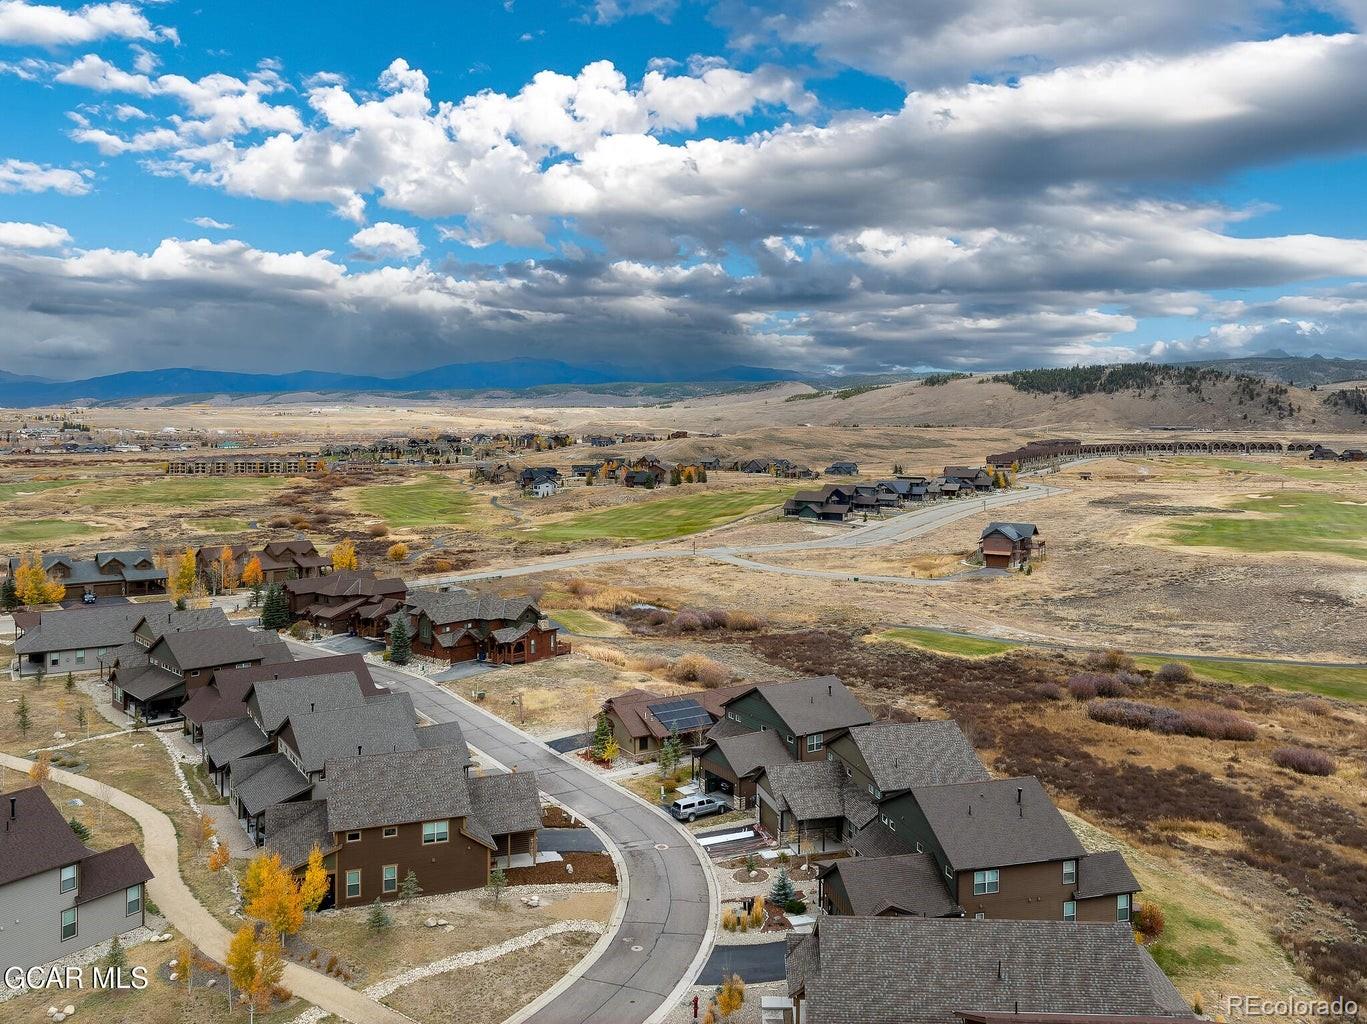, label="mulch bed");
[731,867,770,883]
[542,805,587,829]
[507,852,617,886]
